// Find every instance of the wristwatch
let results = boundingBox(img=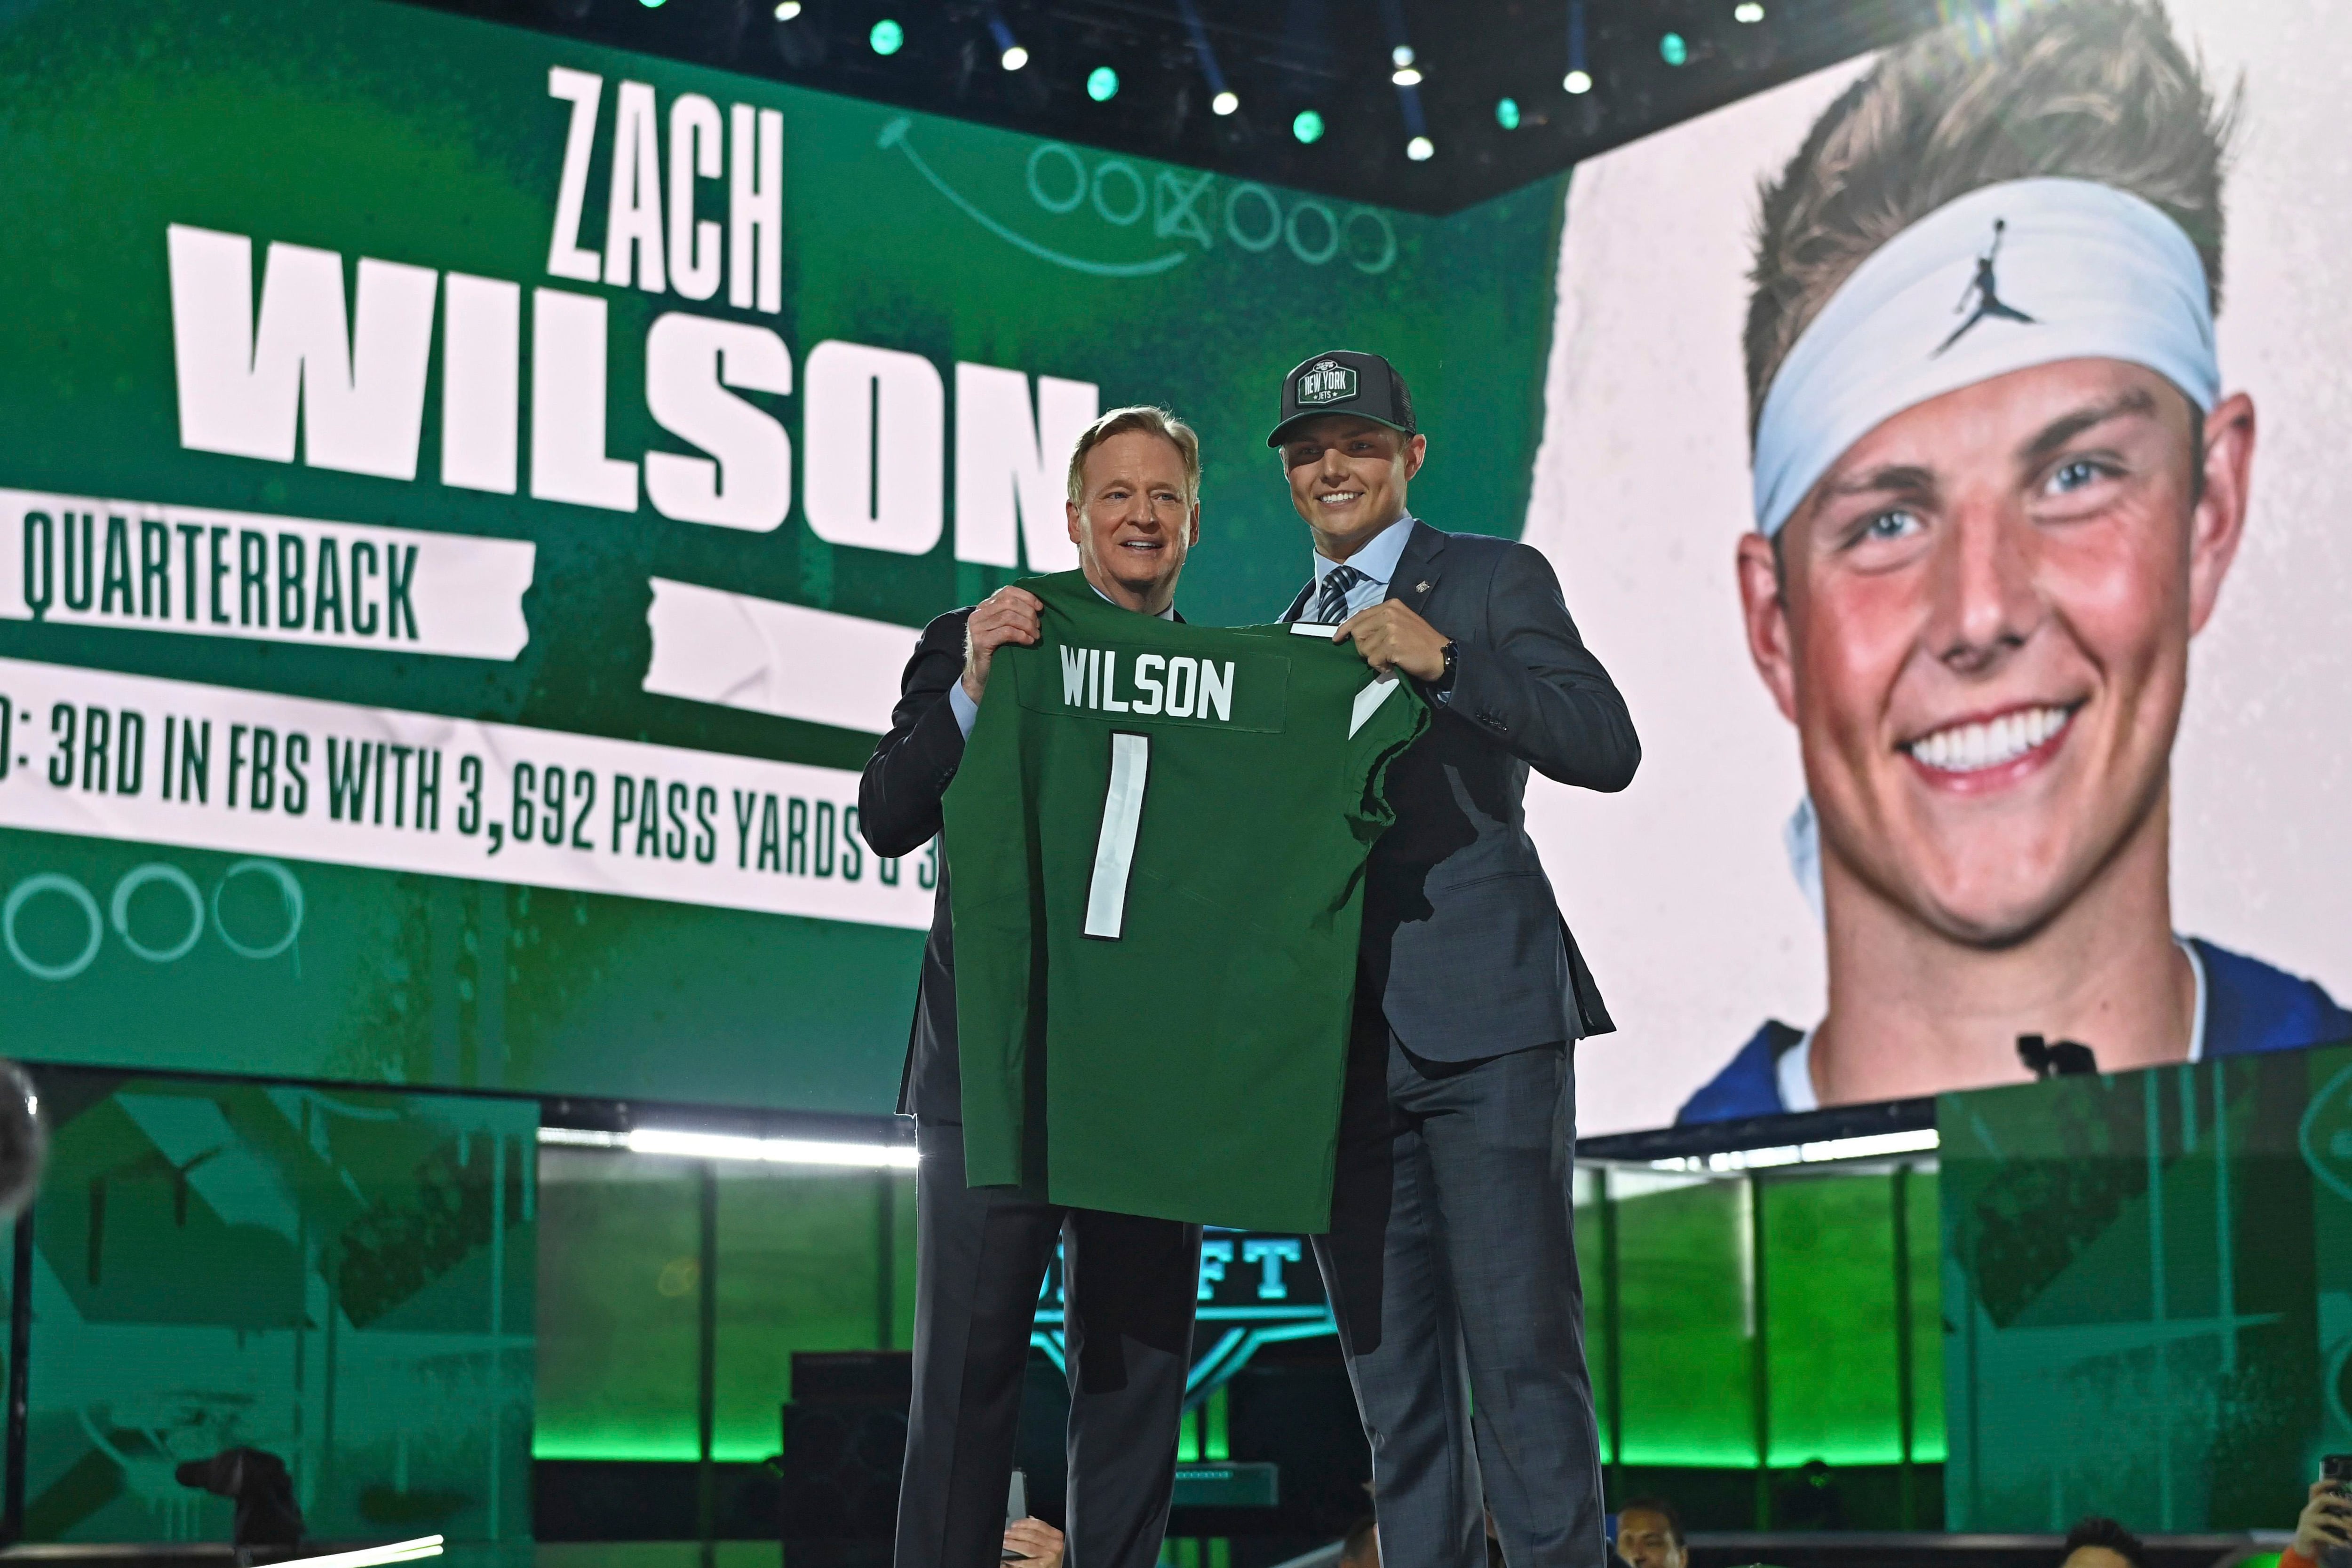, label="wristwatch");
[1435,640,1460,694]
